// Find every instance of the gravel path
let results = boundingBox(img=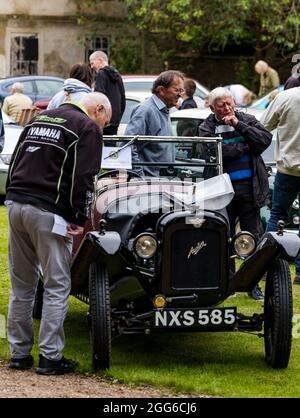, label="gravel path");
[0,360,197,398]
